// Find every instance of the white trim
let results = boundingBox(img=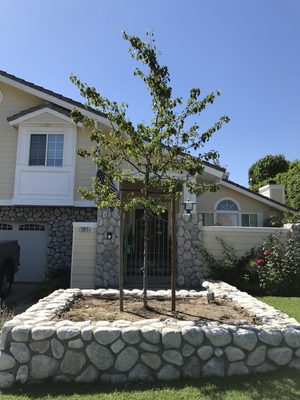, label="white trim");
[11,198,74,206]
[0,199,12,205]
[0,74,111,127]
[74,200,96,207]
[202,226,290,233]
[73,222,98,228]
[214,197,240,212]
[220,180,289,212]
[8,107,83,127]
[203,165,225,179]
